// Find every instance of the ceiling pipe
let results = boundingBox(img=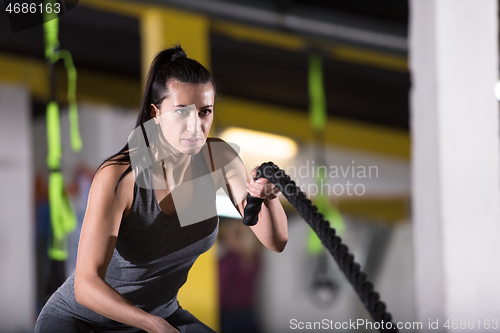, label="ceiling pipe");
[143,0,408,52]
